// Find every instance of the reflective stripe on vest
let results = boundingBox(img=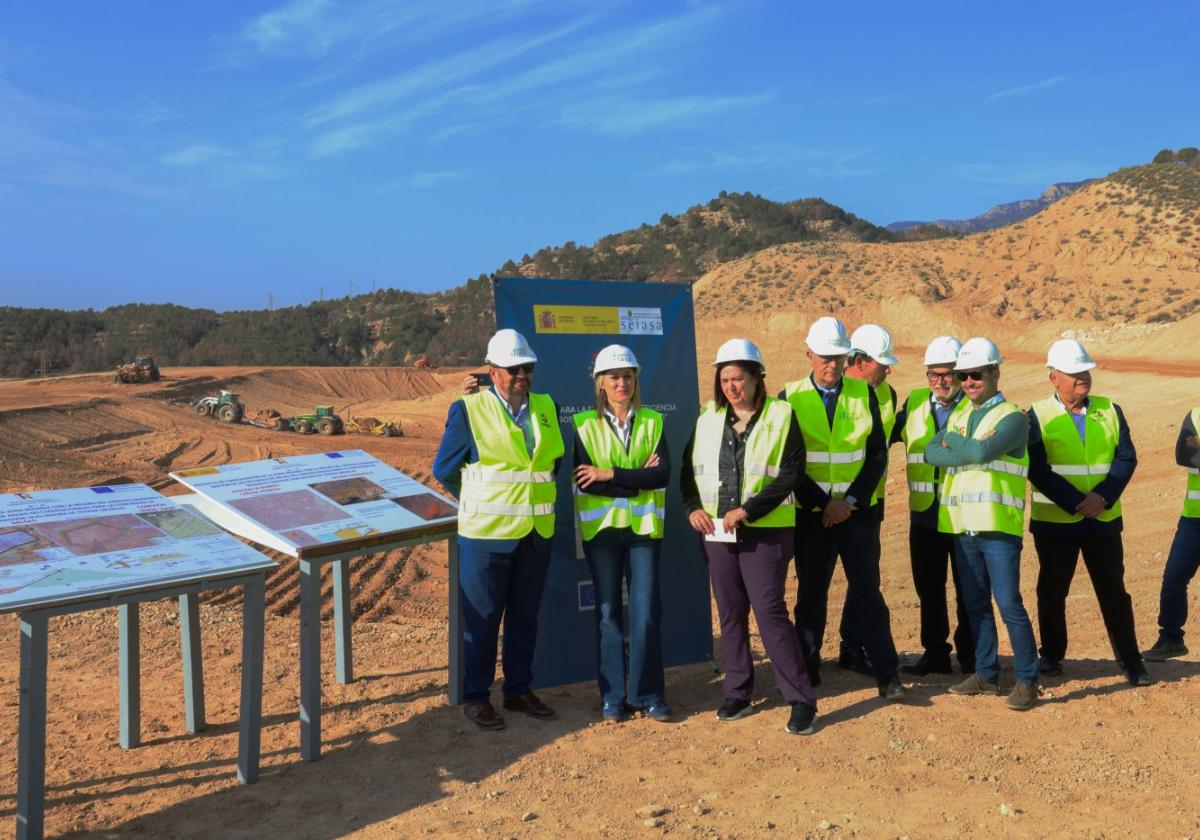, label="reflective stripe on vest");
[458,391,564,540]
[937,400,1029,537]
[1029,395,1122,524]
[690,397,796,528]
[901,389,970,513]
[872,382,897,506]
[785,377,873,511]
[572,408,666,540]
[1186,407,1200,518]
